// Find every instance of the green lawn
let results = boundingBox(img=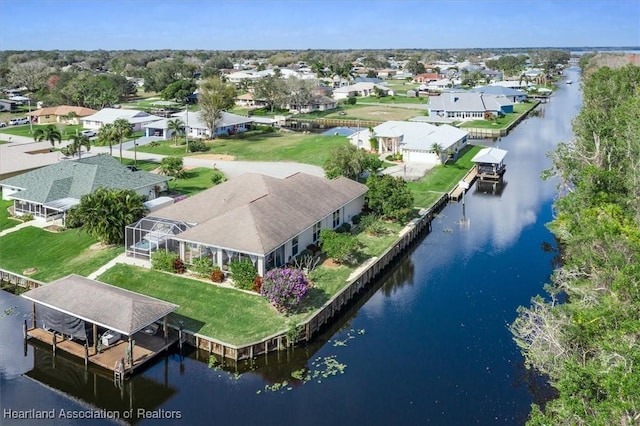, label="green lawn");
[0,199,20,232]
[408,145,482,207]
[120,158,160,172]
[137,132,349,167]
[98,220,404,344]
[169,167,217,196]
[359,95,428,105]
[0,227,123,282]
[0,124,83,139]
[460,102,539,129]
